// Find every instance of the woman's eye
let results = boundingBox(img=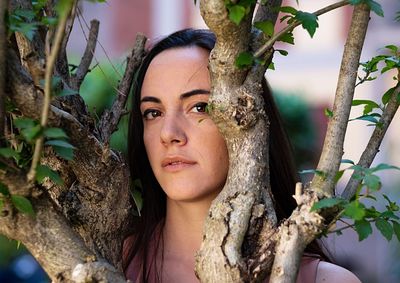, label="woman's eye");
[143,109,162,120]
[192,102,208,113]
